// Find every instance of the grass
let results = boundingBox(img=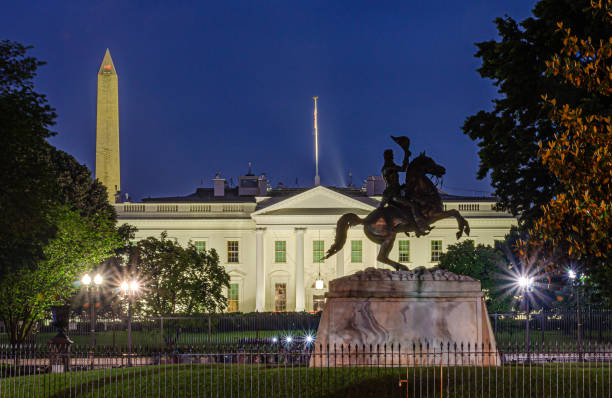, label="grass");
[1,363,611,397]
[3,327,610,348]
[494,329,612,346]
